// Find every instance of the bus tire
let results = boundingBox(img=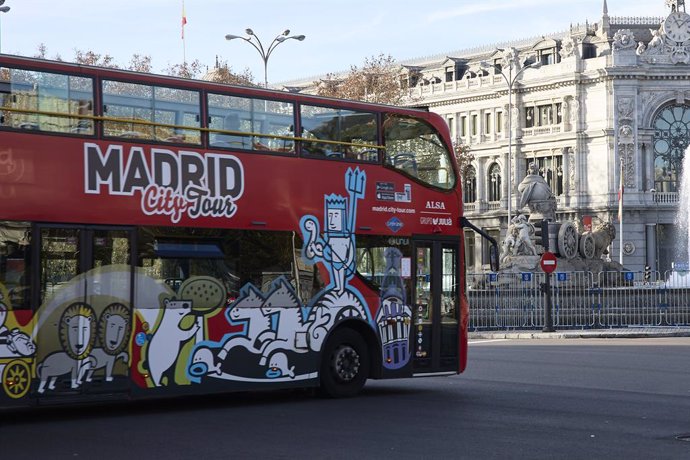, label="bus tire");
[319,328,369,398]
